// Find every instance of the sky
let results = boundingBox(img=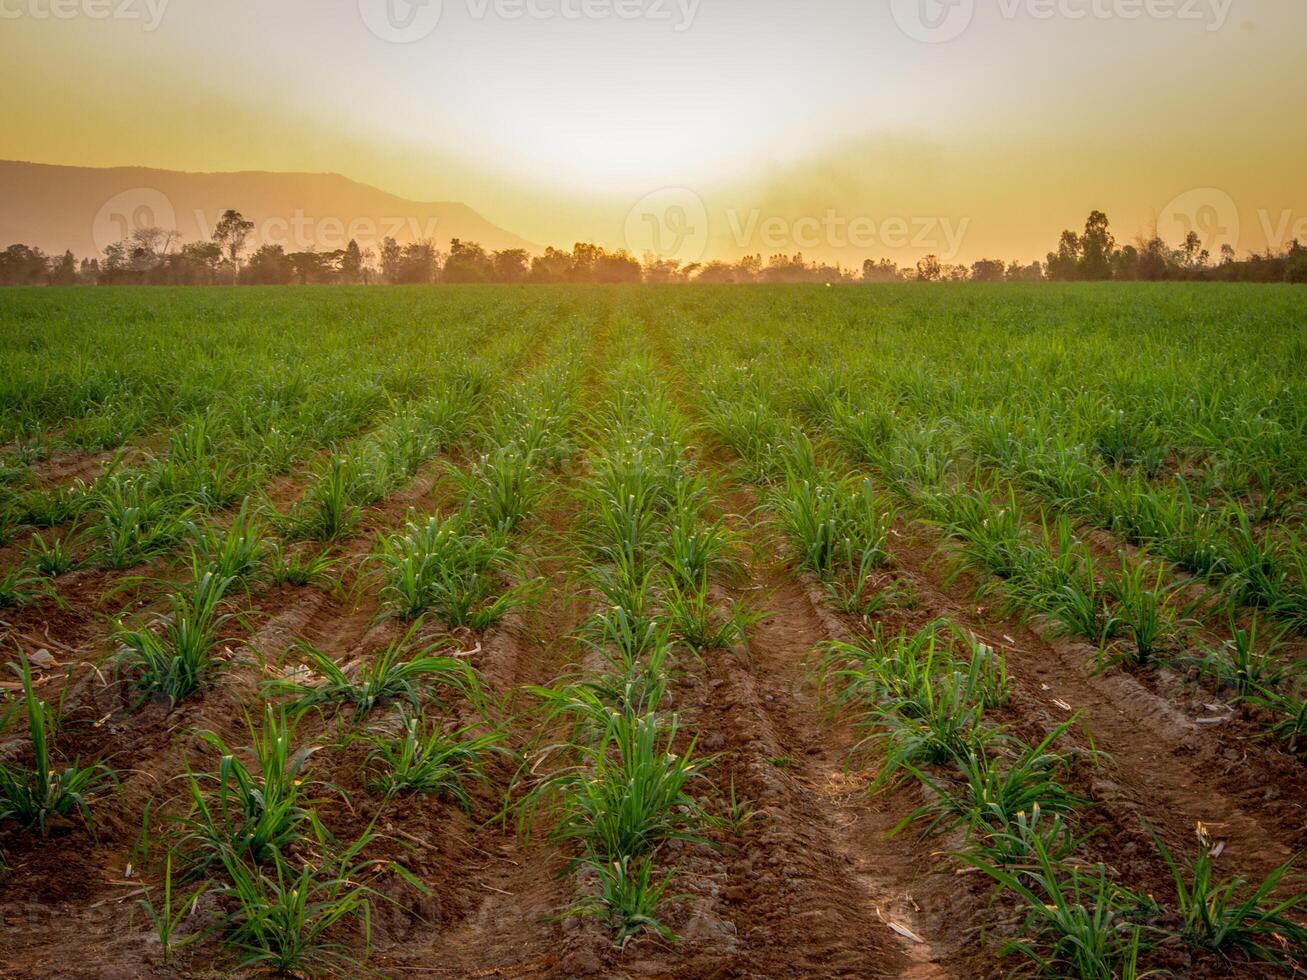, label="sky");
[2,0,1304,266]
